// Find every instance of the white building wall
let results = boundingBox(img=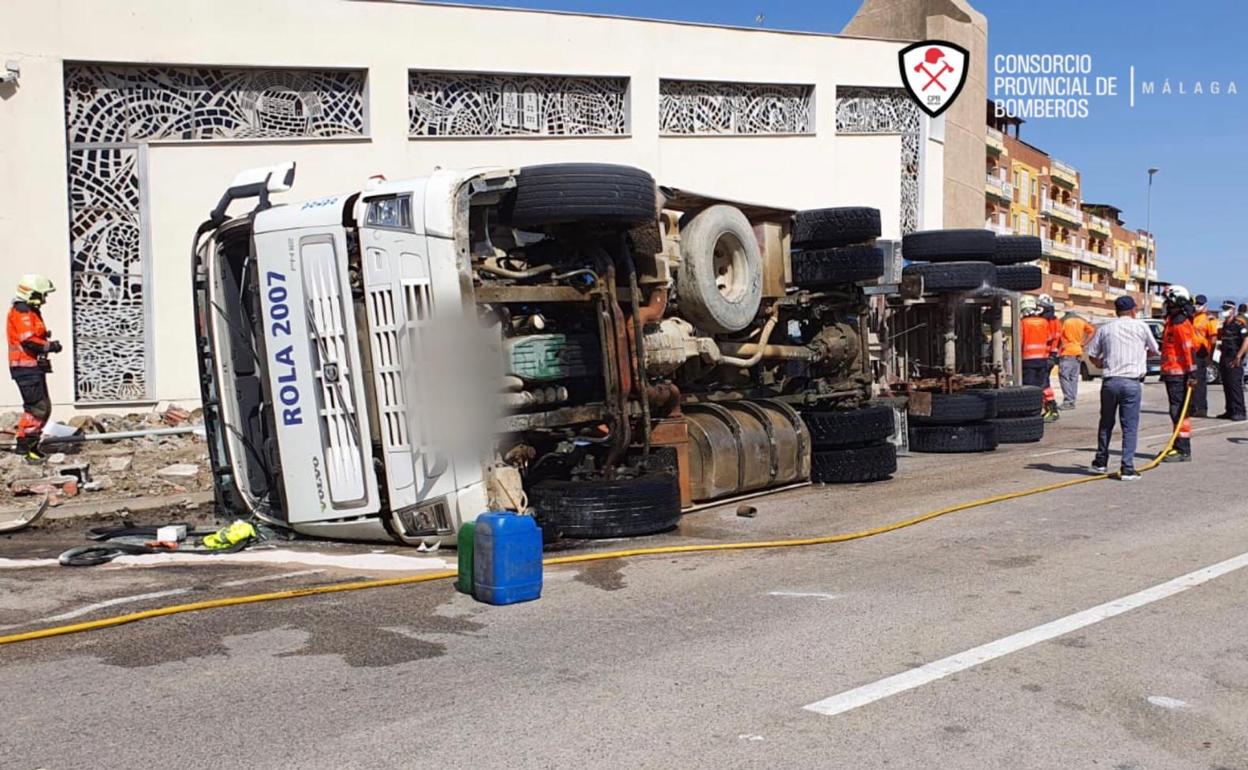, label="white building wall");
[0,0,939,412]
